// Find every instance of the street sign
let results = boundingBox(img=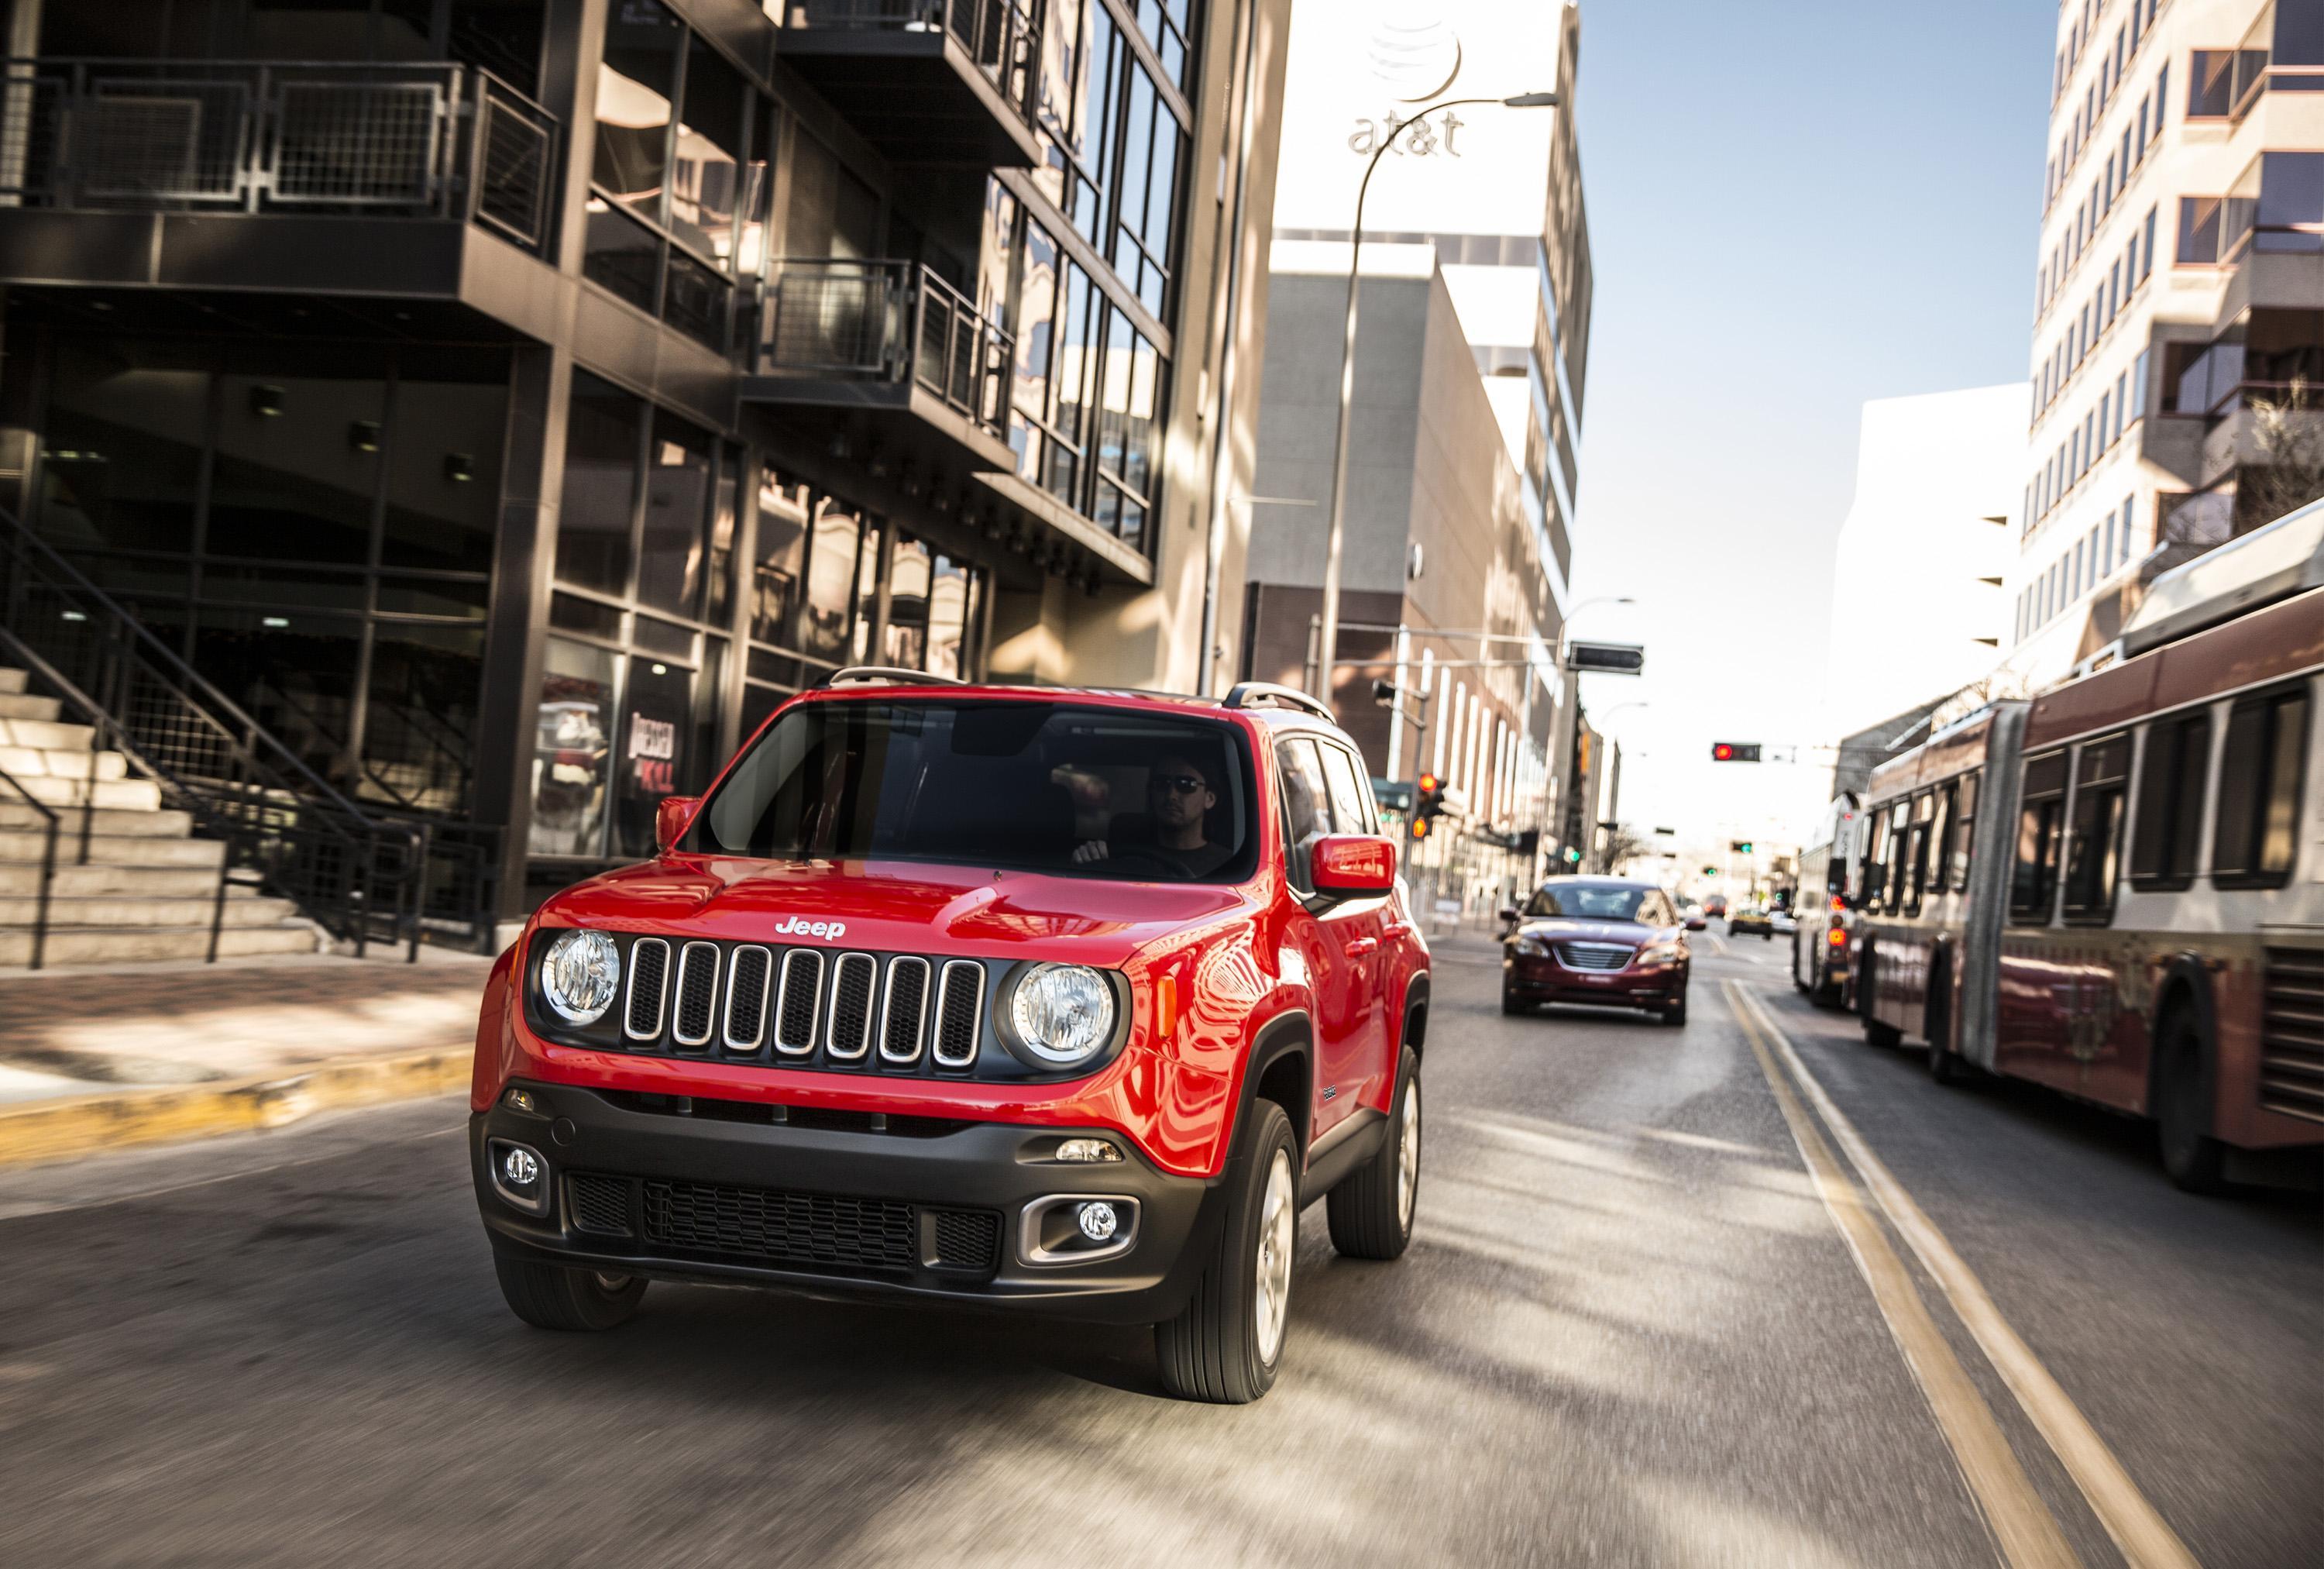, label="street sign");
[1371,779,1415,814]
[1566,642,1645,675]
